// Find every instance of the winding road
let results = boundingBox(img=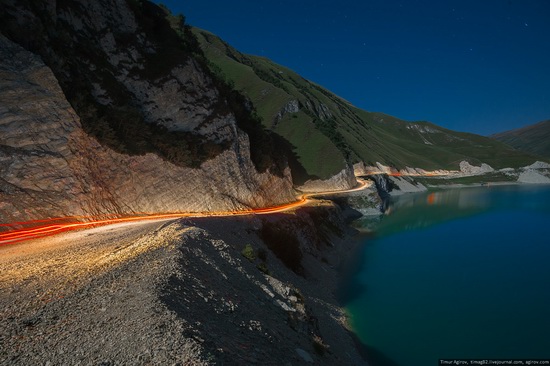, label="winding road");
[0,179,370,247]
[1,179,370,365]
